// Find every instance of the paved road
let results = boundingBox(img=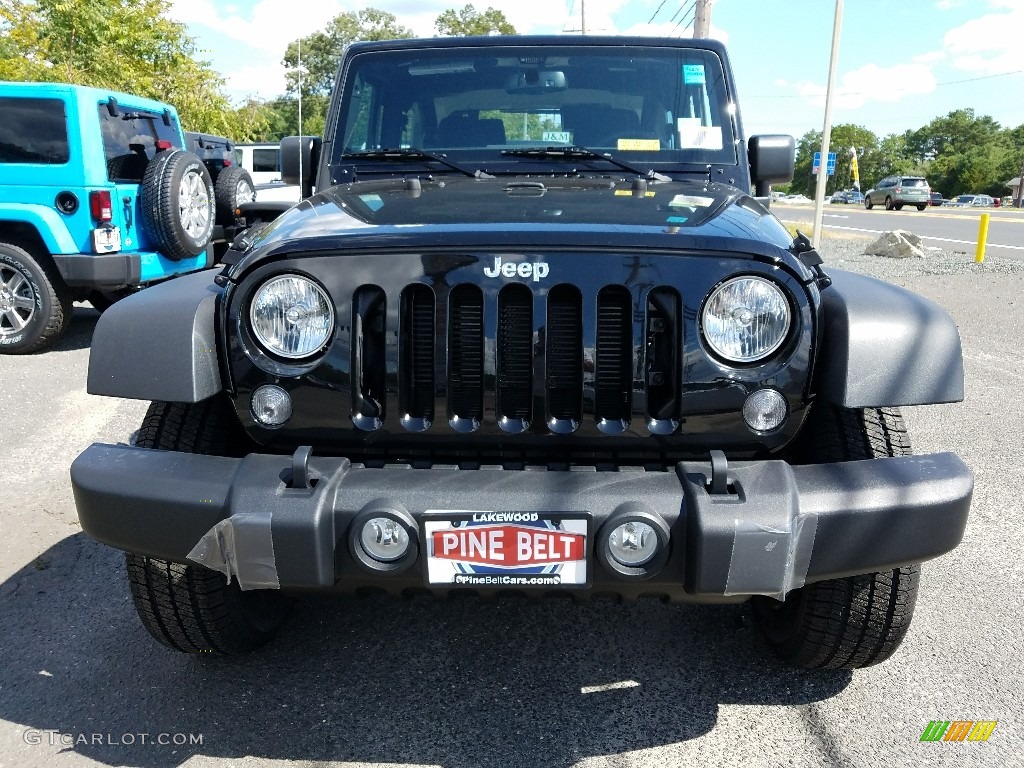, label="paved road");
[776,202,1024,257]
[0,275,1021,768]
